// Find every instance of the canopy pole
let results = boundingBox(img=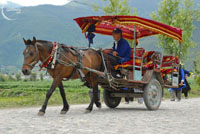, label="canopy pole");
[179,42,182,64]
[133,25,137,80]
